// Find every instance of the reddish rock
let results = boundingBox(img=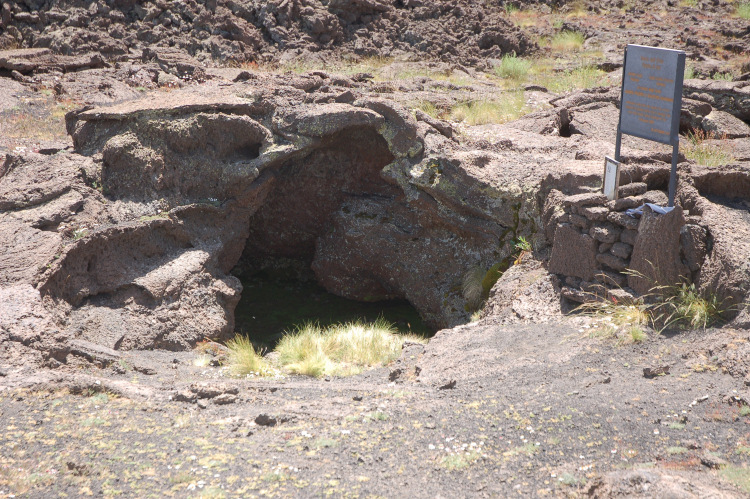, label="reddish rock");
[563,192,607,209]
[607,211,640,230]
[620,229,638,246]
